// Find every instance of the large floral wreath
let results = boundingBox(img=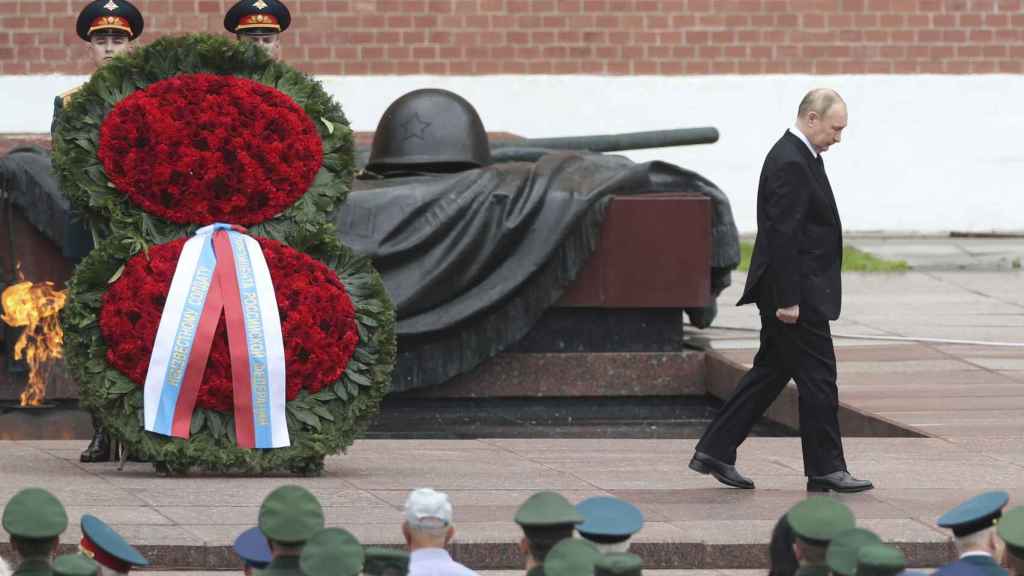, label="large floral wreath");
[52,34,353,249]
[56,35,395,475]
[64,234,394,474]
